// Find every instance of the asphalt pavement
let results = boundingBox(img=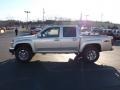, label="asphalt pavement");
[0,30,120,90]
